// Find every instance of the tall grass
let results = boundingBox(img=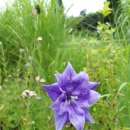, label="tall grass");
[0,0,66,82]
